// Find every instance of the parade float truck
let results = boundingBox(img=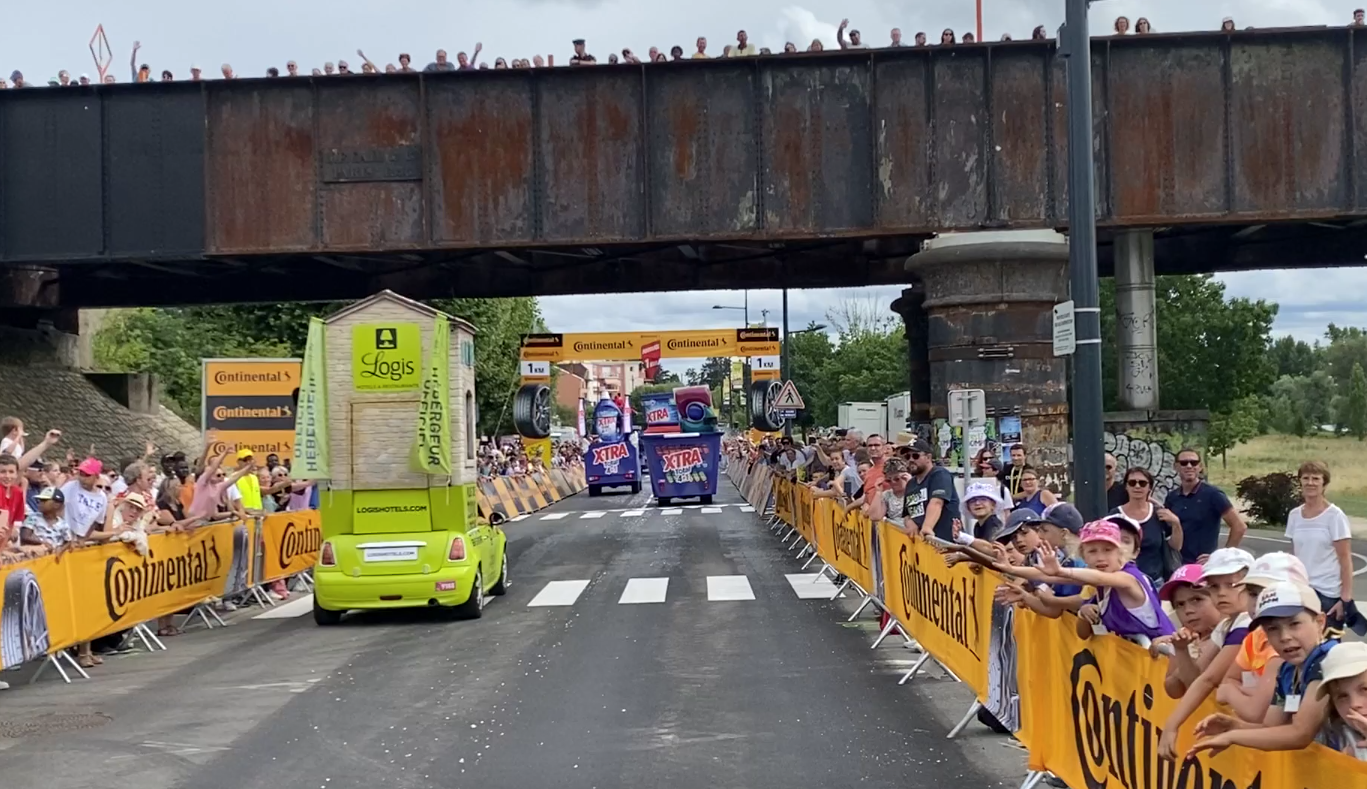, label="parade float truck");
[301,291,509,626]
[584,396,642,496]
[639,387,722,506]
